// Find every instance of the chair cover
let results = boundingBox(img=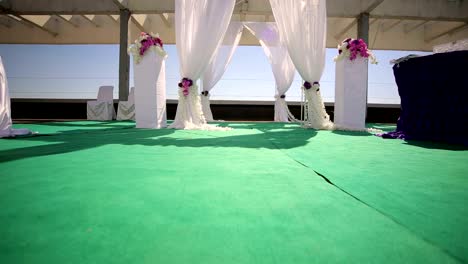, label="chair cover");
[117,87,135,121]
[87,86,116,120]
